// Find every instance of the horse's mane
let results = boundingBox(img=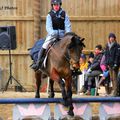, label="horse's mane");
[64,32,85,47]
[64,32,78,37]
